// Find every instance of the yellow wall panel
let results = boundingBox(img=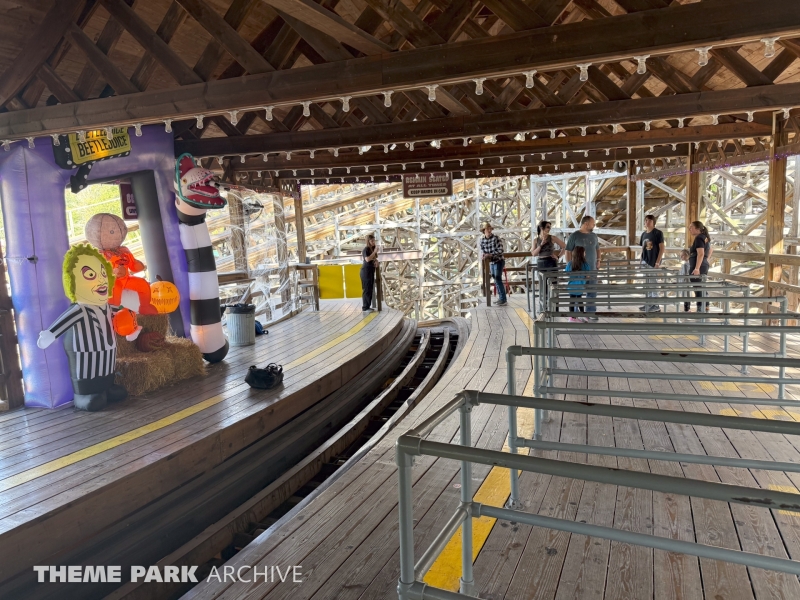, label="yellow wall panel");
[318,265,345,299]
[344,264,363,298]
